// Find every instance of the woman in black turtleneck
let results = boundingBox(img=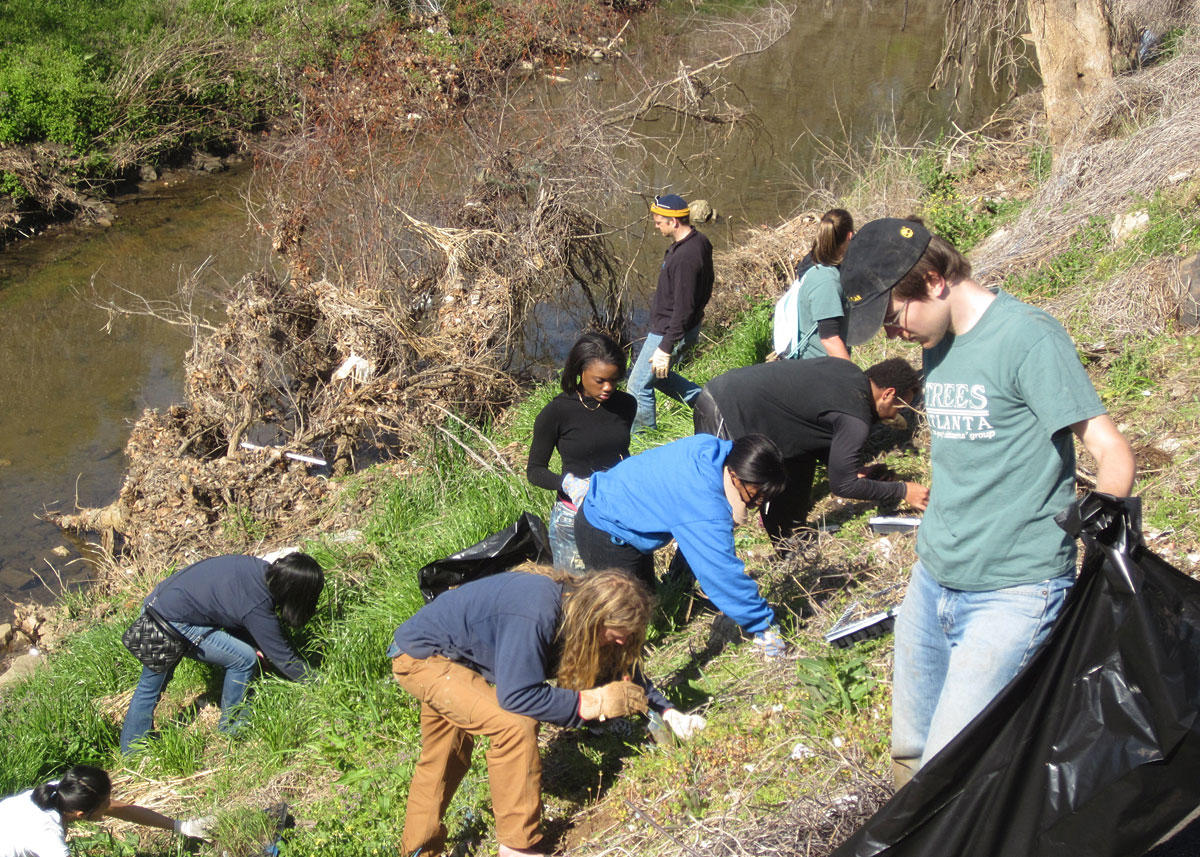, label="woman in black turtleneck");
[527,332,636,572]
